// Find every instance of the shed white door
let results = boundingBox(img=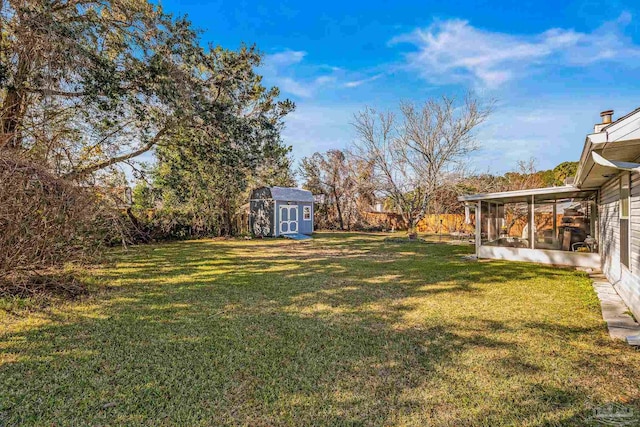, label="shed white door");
[279,205,298,234]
